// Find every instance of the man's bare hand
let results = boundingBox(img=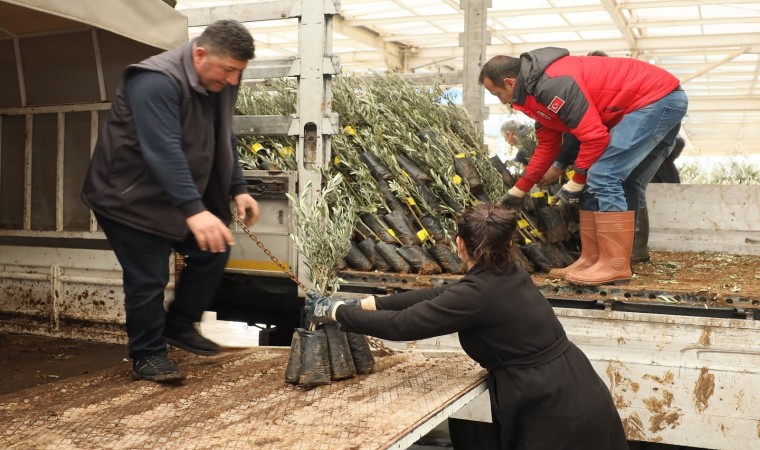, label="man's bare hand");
[539,166,564,187]
[234,193,260,226]
[186,211,234,252]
